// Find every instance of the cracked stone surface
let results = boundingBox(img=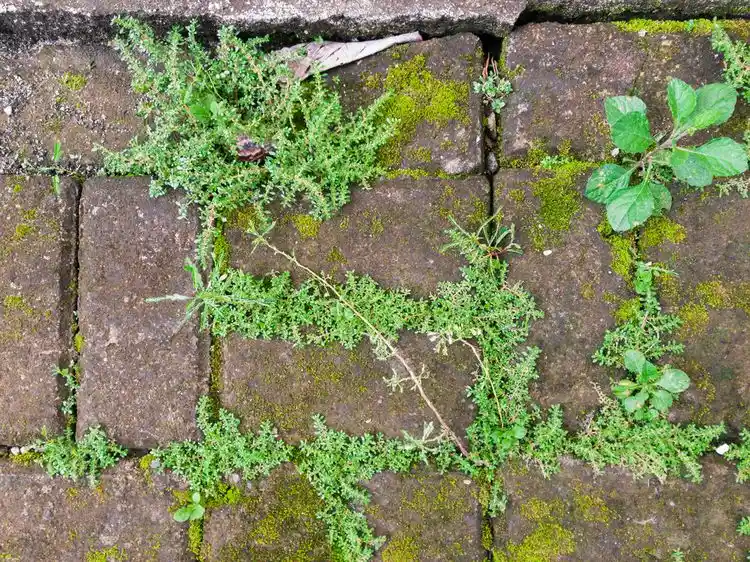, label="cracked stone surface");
[0,175,76,445]
[76,177,209,449]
